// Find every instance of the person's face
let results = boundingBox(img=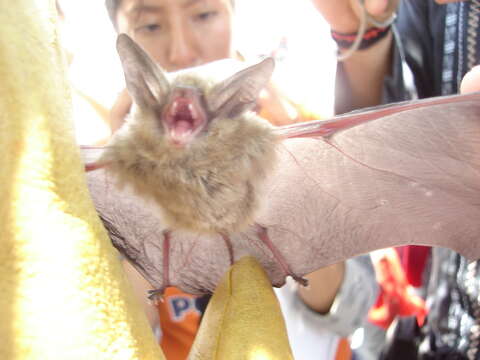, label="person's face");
[116,0,234,72]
